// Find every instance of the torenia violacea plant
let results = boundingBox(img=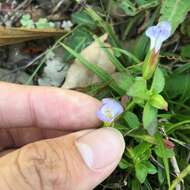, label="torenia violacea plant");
[142,21,172,80]
[96,98,124,127]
